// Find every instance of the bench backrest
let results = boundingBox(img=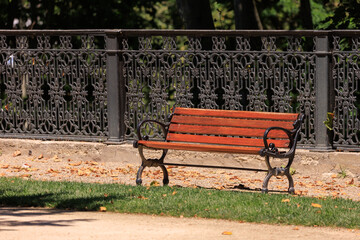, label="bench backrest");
[166,108,300,149]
